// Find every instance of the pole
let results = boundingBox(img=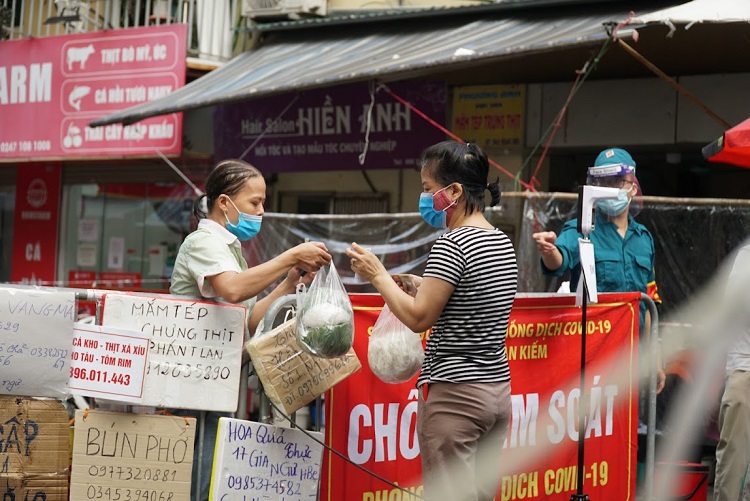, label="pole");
[571,278,590,501]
